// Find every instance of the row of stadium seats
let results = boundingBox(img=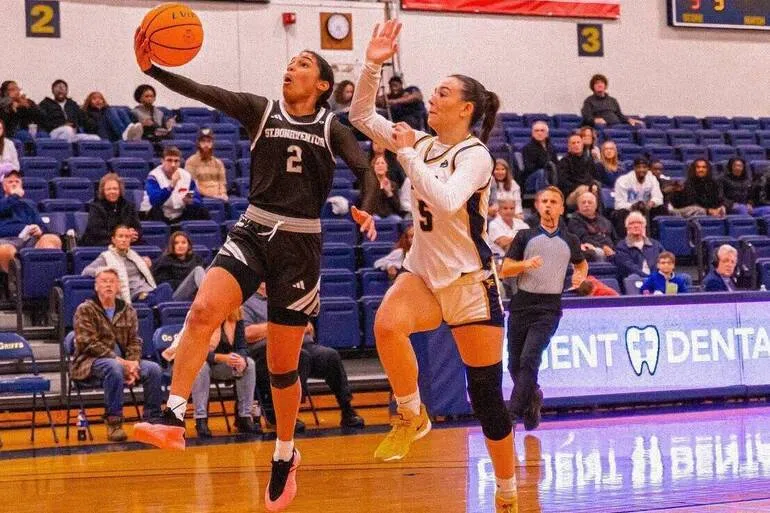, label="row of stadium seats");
[496,113,770,131]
